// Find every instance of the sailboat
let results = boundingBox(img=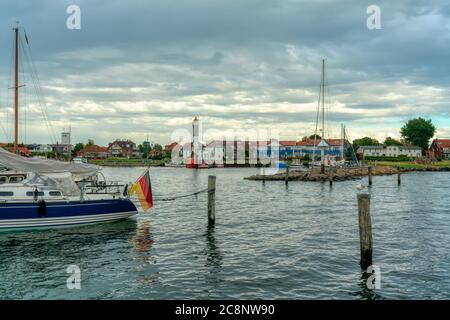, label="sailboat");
[0,24,138,231]
[311,59,346,170]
